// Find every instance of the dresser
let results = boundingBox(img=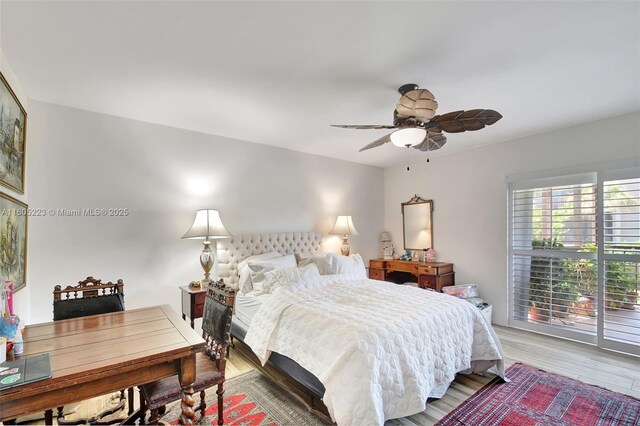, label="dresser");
[368,259,455,292]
